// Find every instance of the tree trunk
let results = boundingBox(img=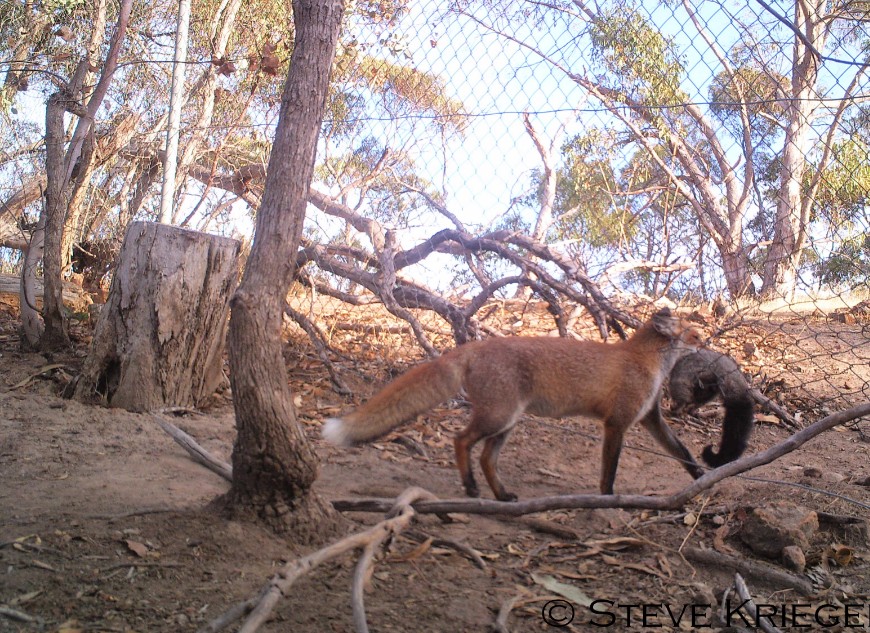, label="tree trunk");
[223,0,345,541]
[74,221,239,412]
[760,0,826,299]
[41,90,73,350]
